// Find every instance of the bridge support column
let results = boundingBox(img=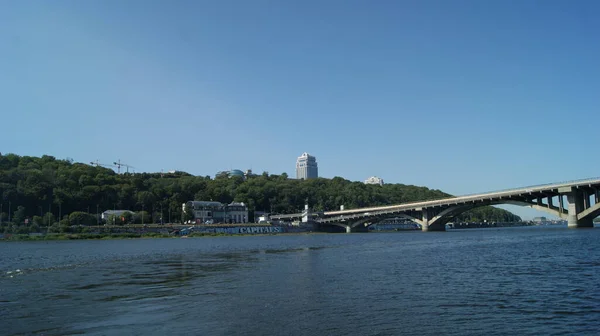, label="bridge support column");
[559,195,564,214]
[547,195,553,208]
[570,217,594,228]
[420,209,445,232]
[421,223,446,231]
[565,189,594,228]
[345,225,352,233]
